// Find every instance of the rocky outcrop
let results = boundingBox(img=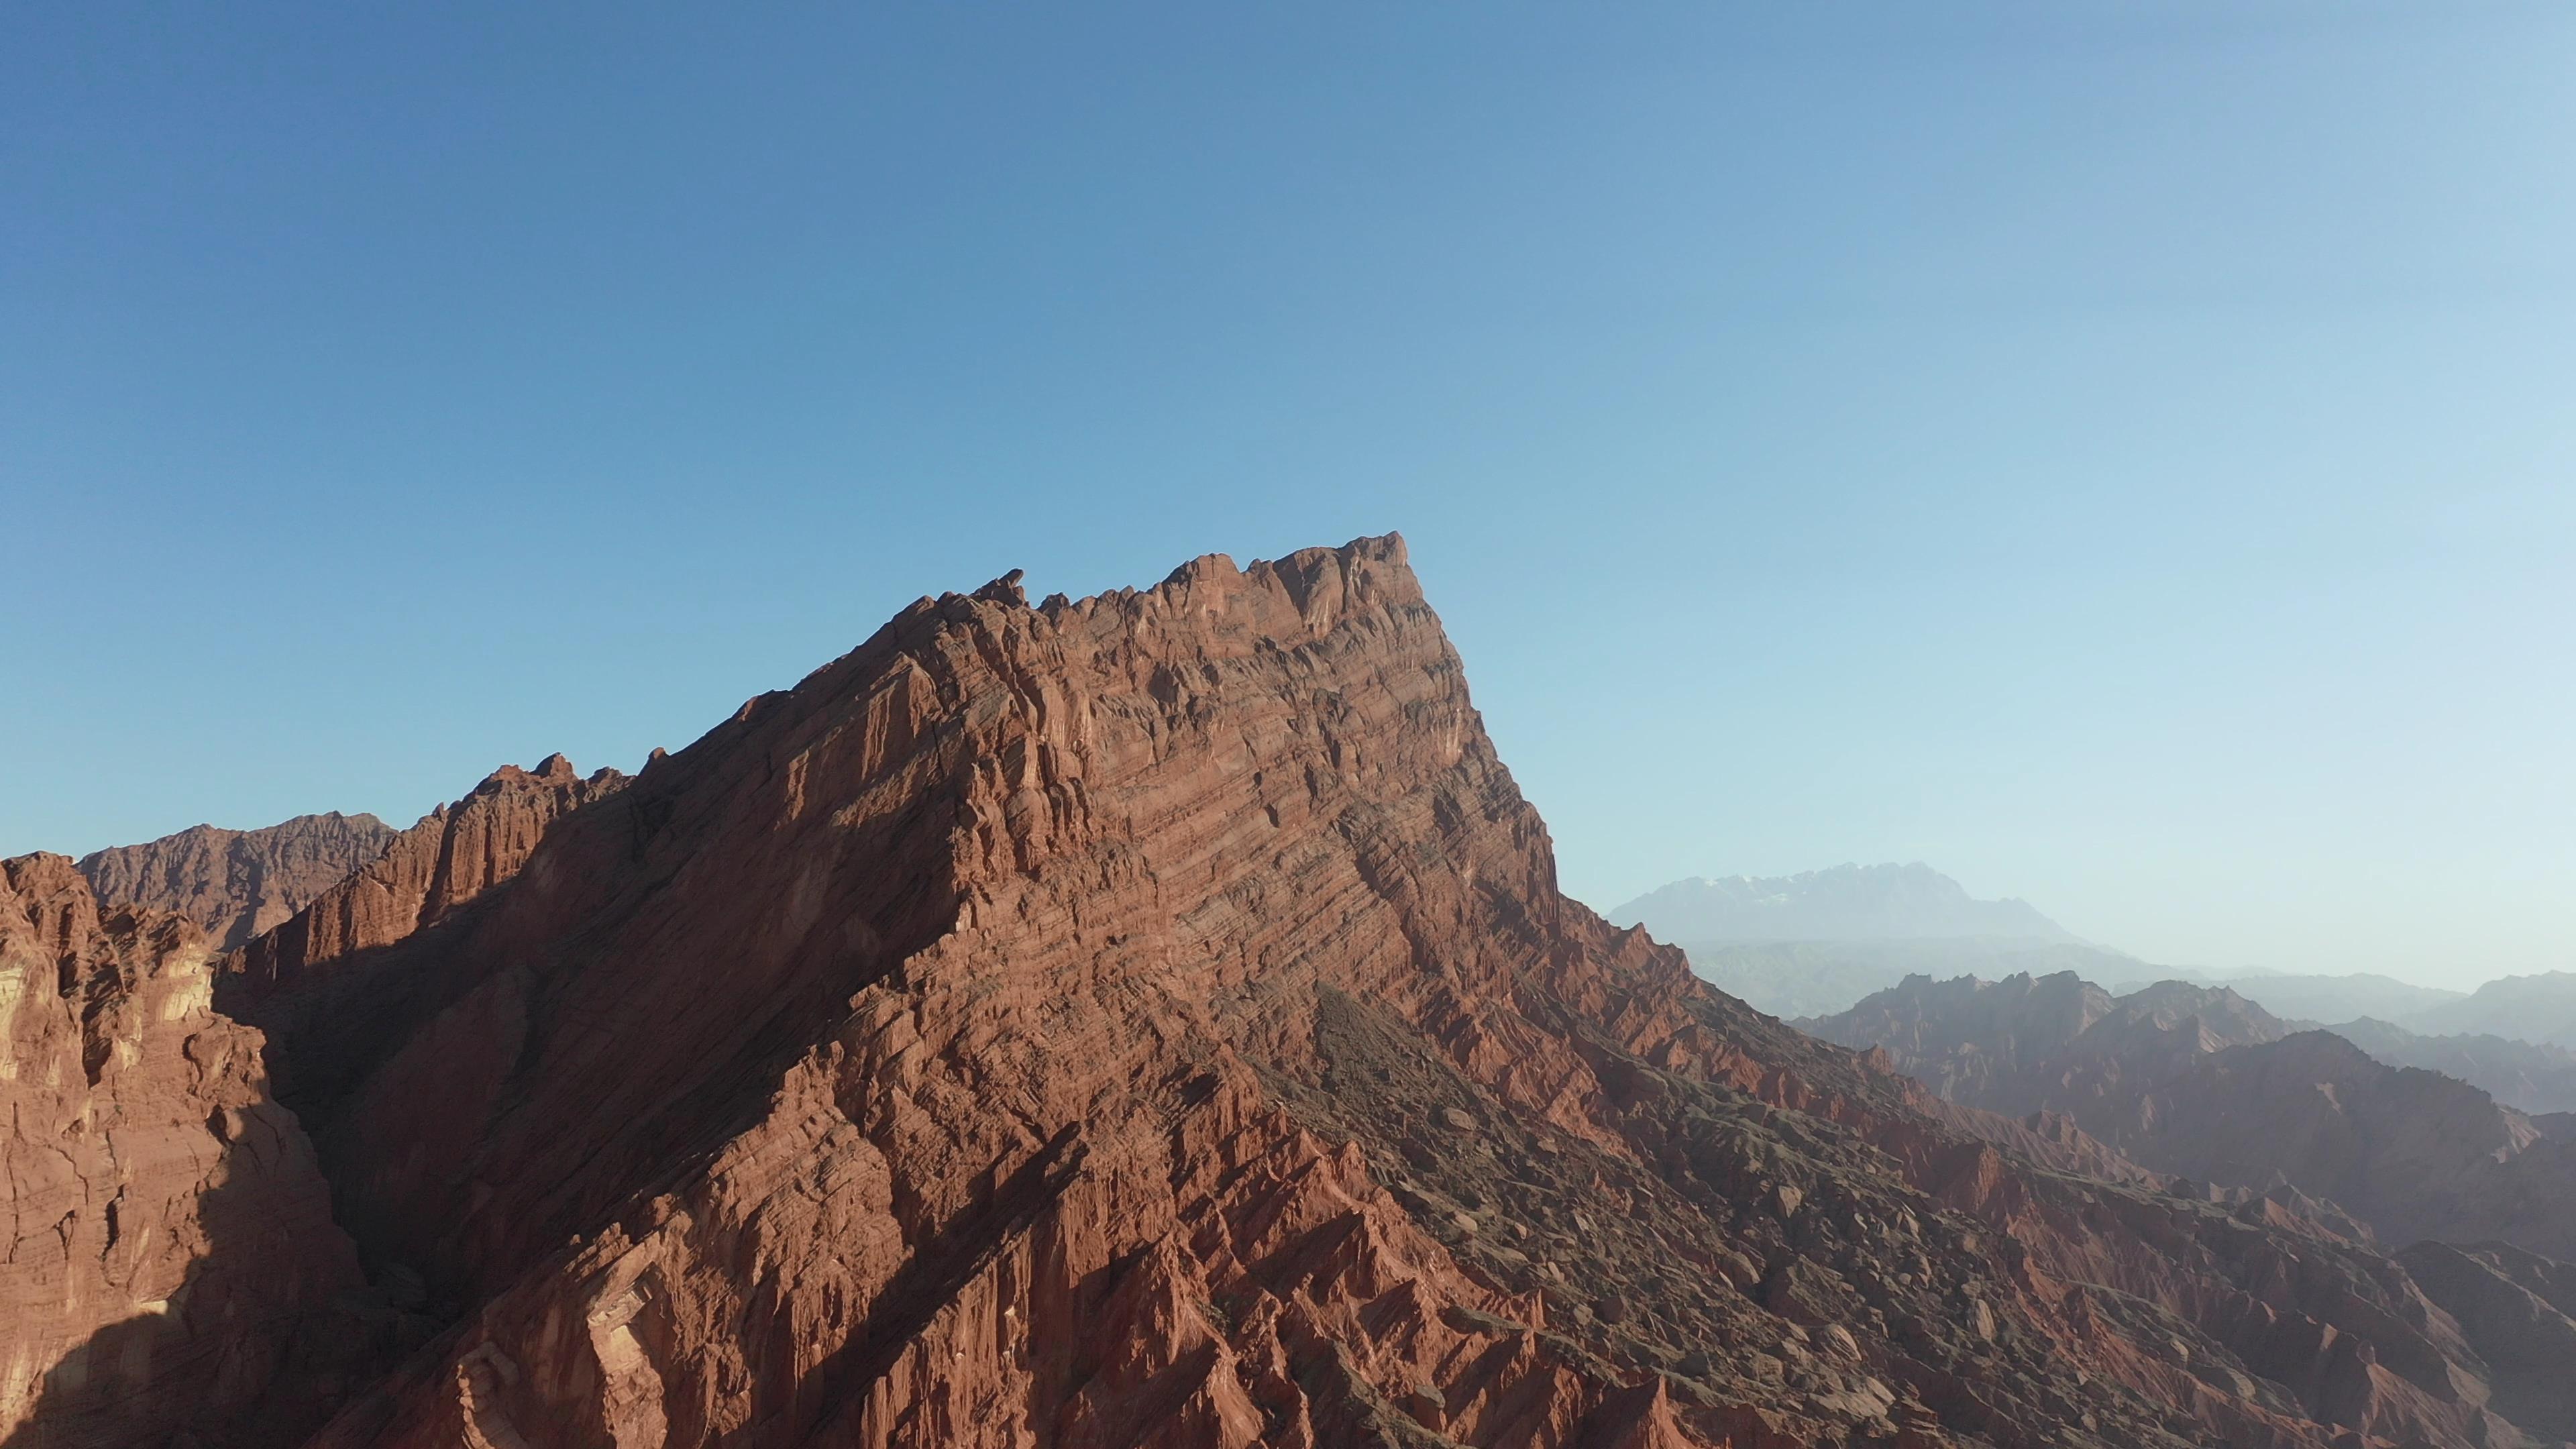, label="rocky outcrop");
[76,812,394,952]
[0,855,369,1448]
